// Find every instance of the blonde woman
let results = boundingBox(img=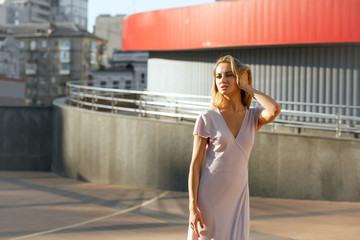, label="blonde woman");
[188,55,281,240]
